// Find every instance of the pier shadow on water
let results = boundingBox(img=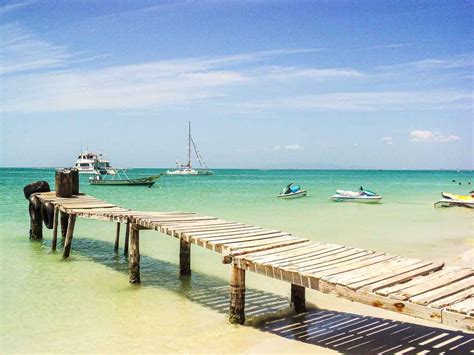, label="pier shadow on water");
[48,237,473,354]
